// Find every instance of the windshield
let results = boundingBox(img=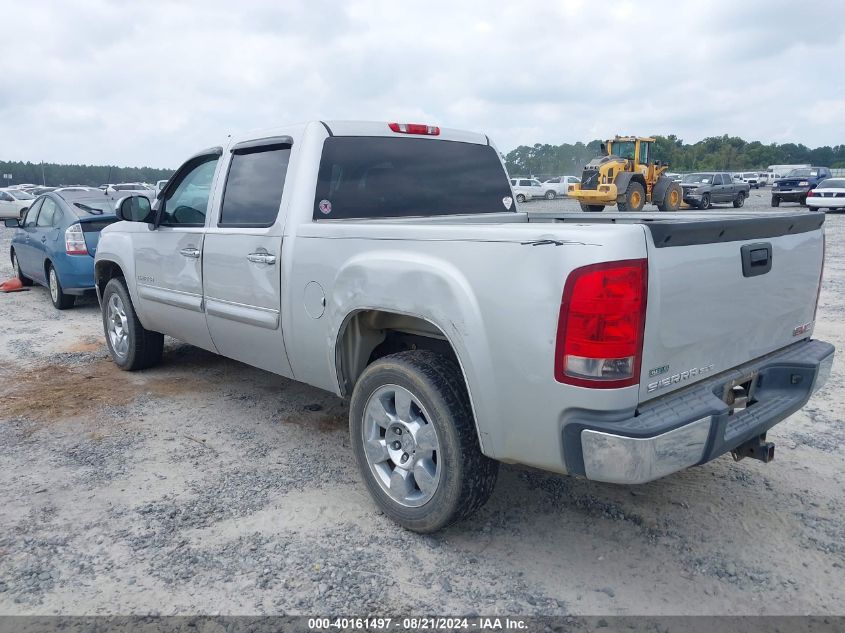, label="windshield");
[9,190,34,200]
[786,168,816,178]
[610,141,636,160]
[682,173,714,184]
